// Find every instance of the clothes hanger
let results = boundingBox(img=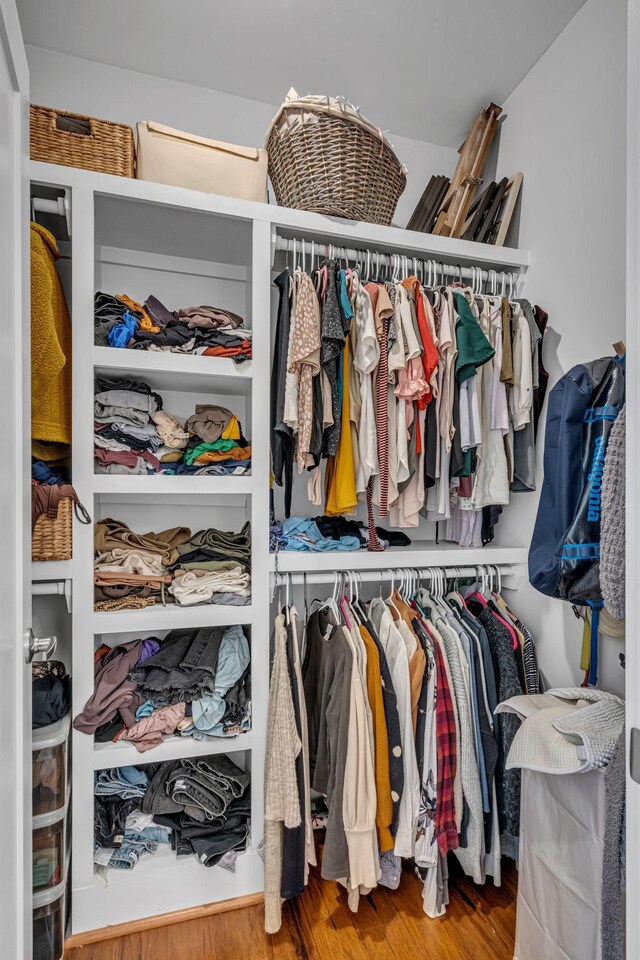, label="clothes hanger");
[385,568,401,620]
[338,572,354,630]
